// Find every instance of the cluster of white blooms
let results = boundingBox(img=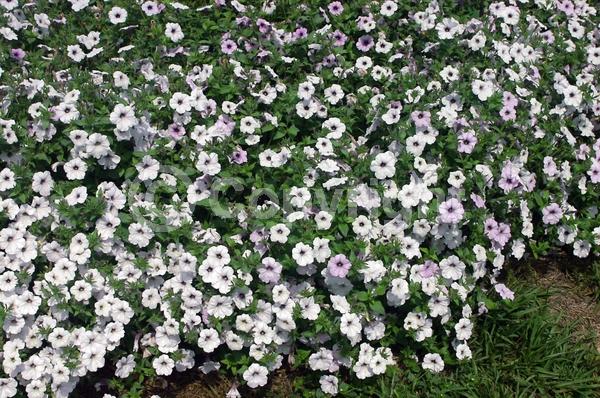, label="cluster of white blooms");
[0,0,599,396]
